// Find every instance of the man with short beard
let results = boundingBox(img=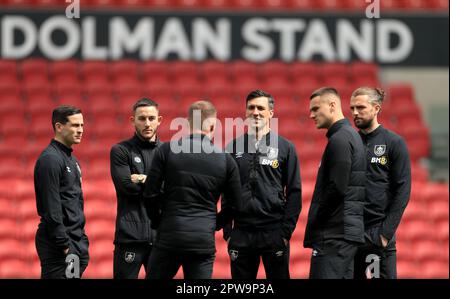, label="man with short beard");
[350,87,411,279]
[304,87,366,279]
[110,98,163,278]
